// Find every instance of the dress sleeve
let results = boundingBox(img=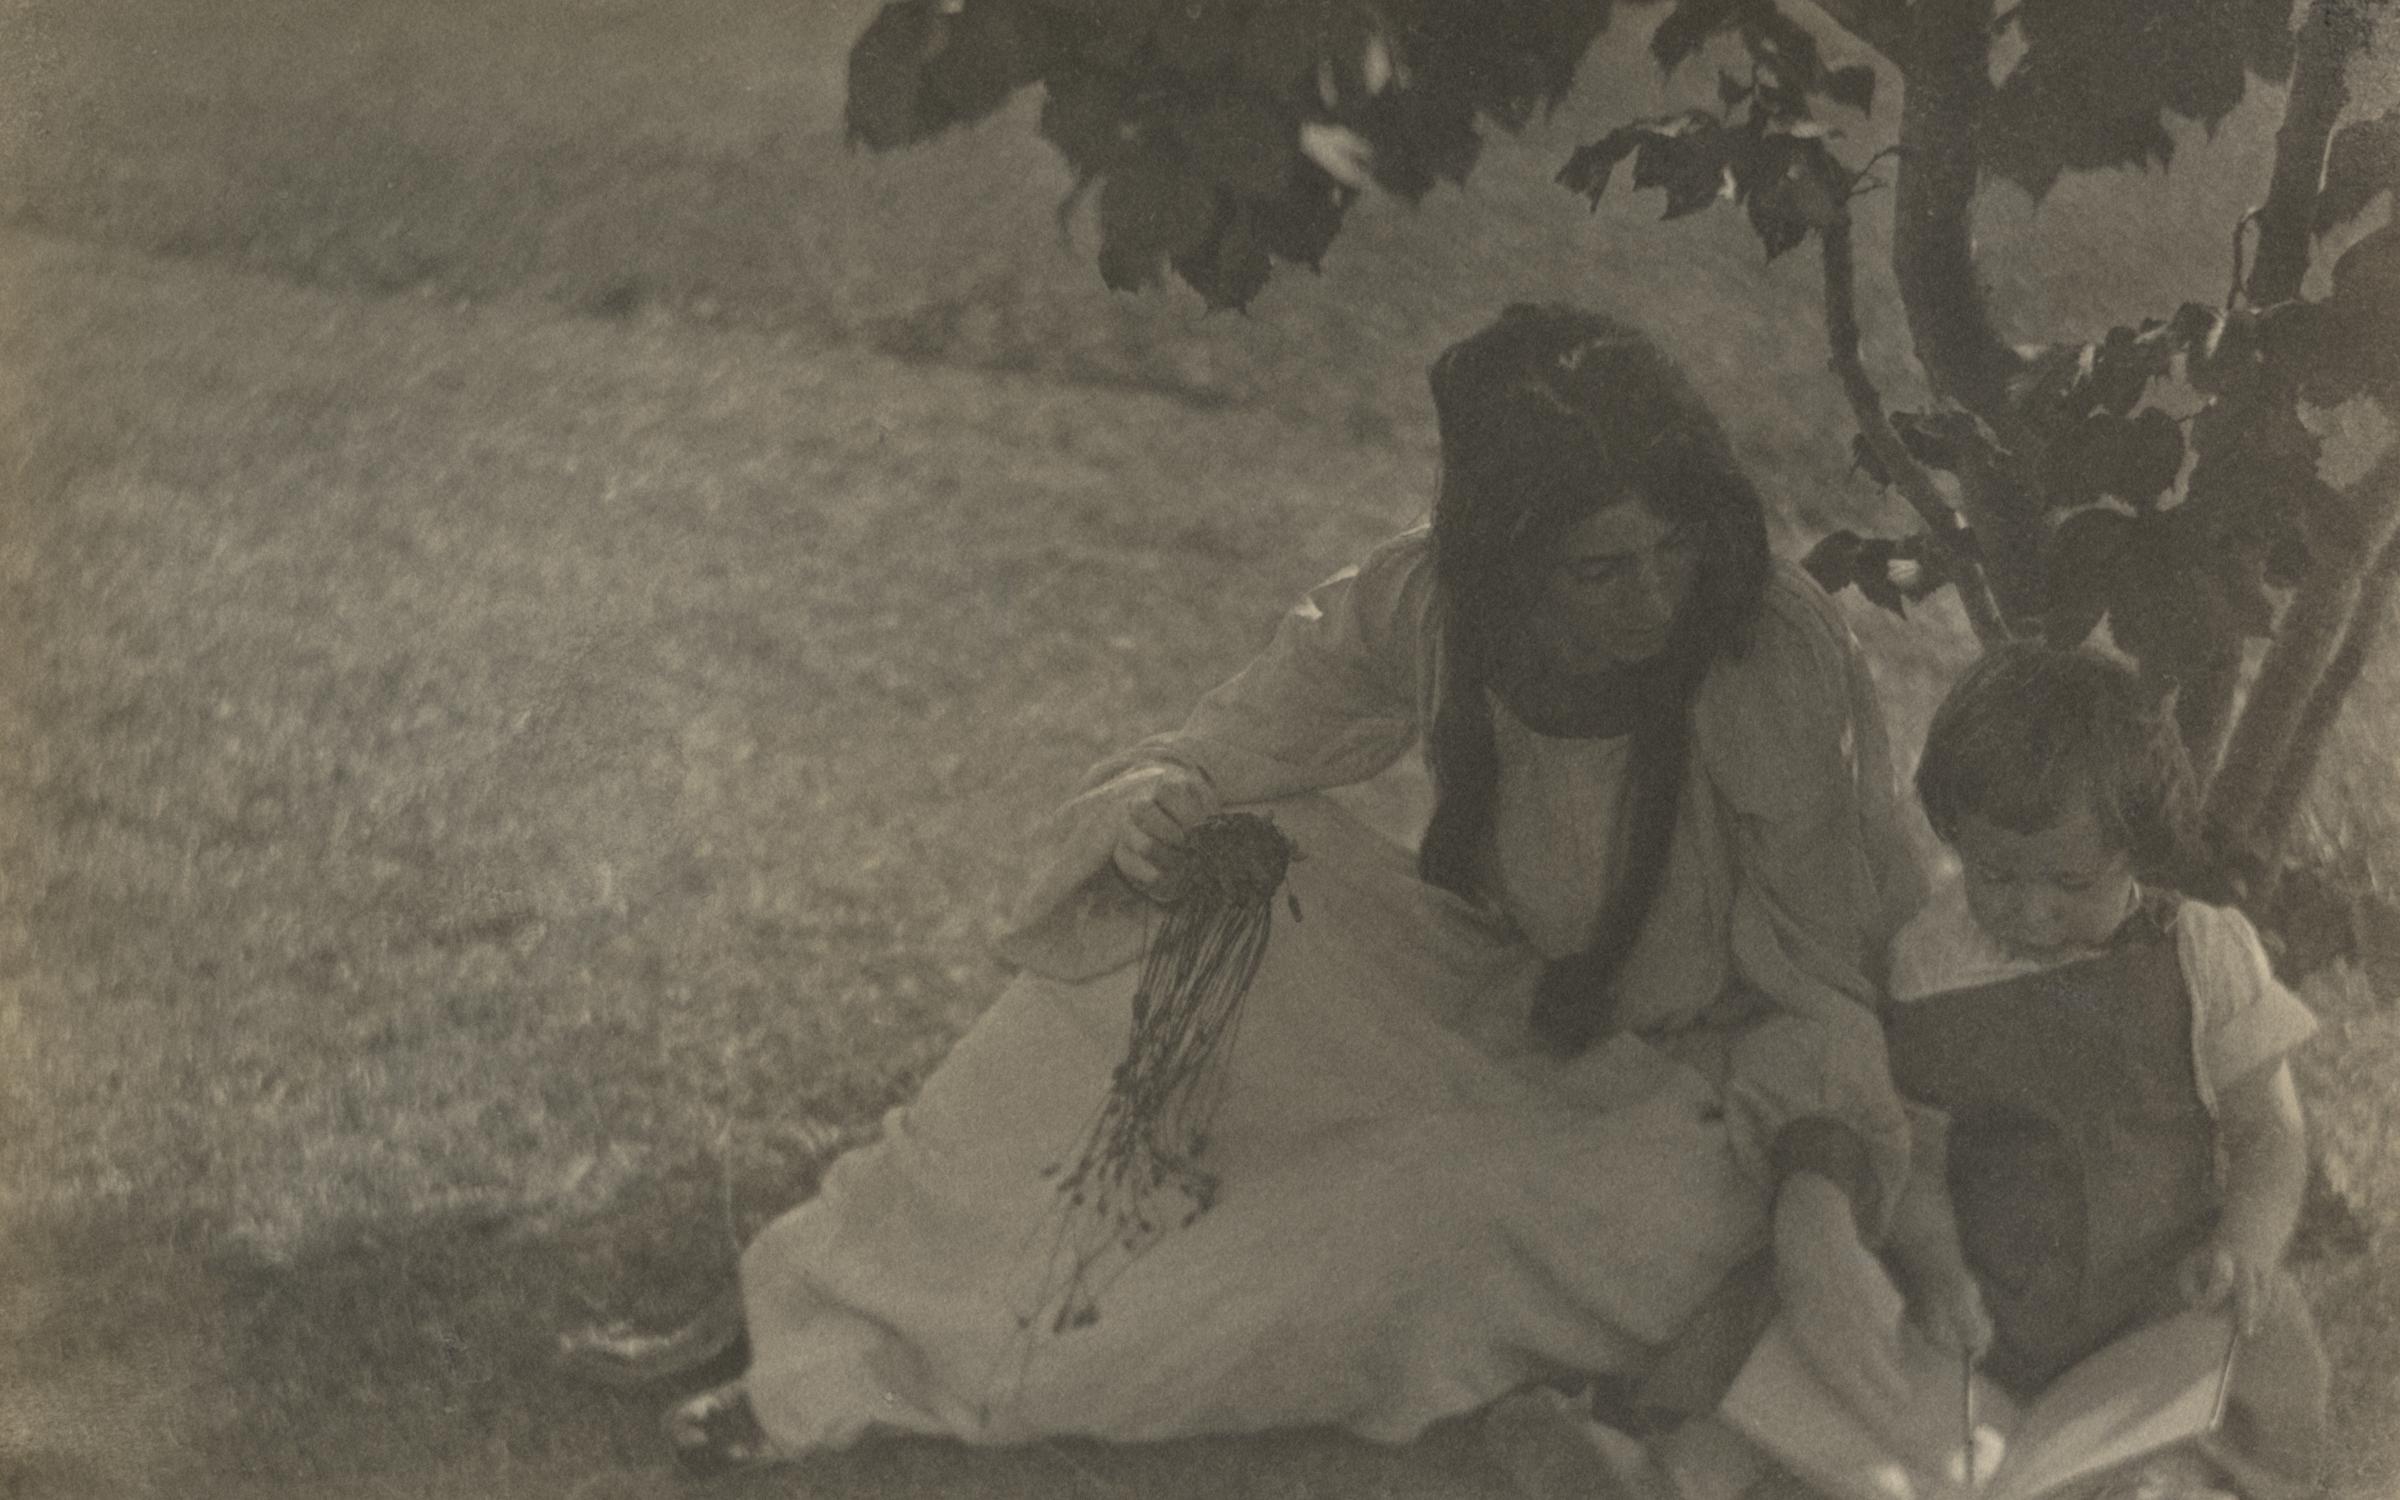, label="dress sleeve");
[1698,564,1928,1233]
[2176,900,2320,1111]
[1107,526,1433,805]
[993,528,1434,980]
